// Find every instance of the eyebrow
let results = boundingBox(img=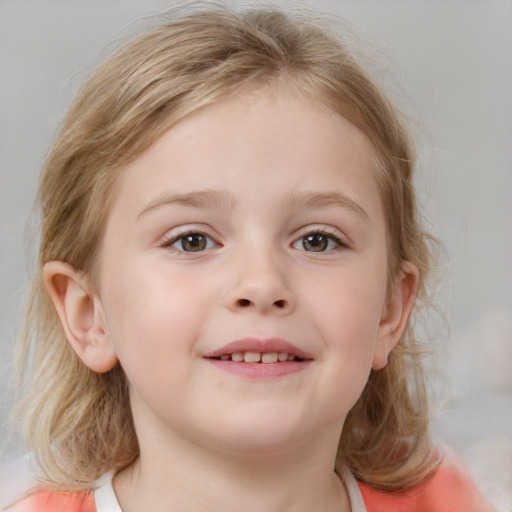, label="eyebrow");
[137,188,370,225]
[282,190,371,225]
[137,189,236,219]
